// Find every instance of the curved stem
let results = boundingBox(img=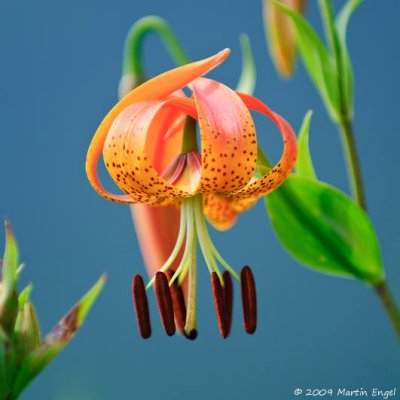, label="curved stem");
[122,16,189,77]
[374,281,400,338]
